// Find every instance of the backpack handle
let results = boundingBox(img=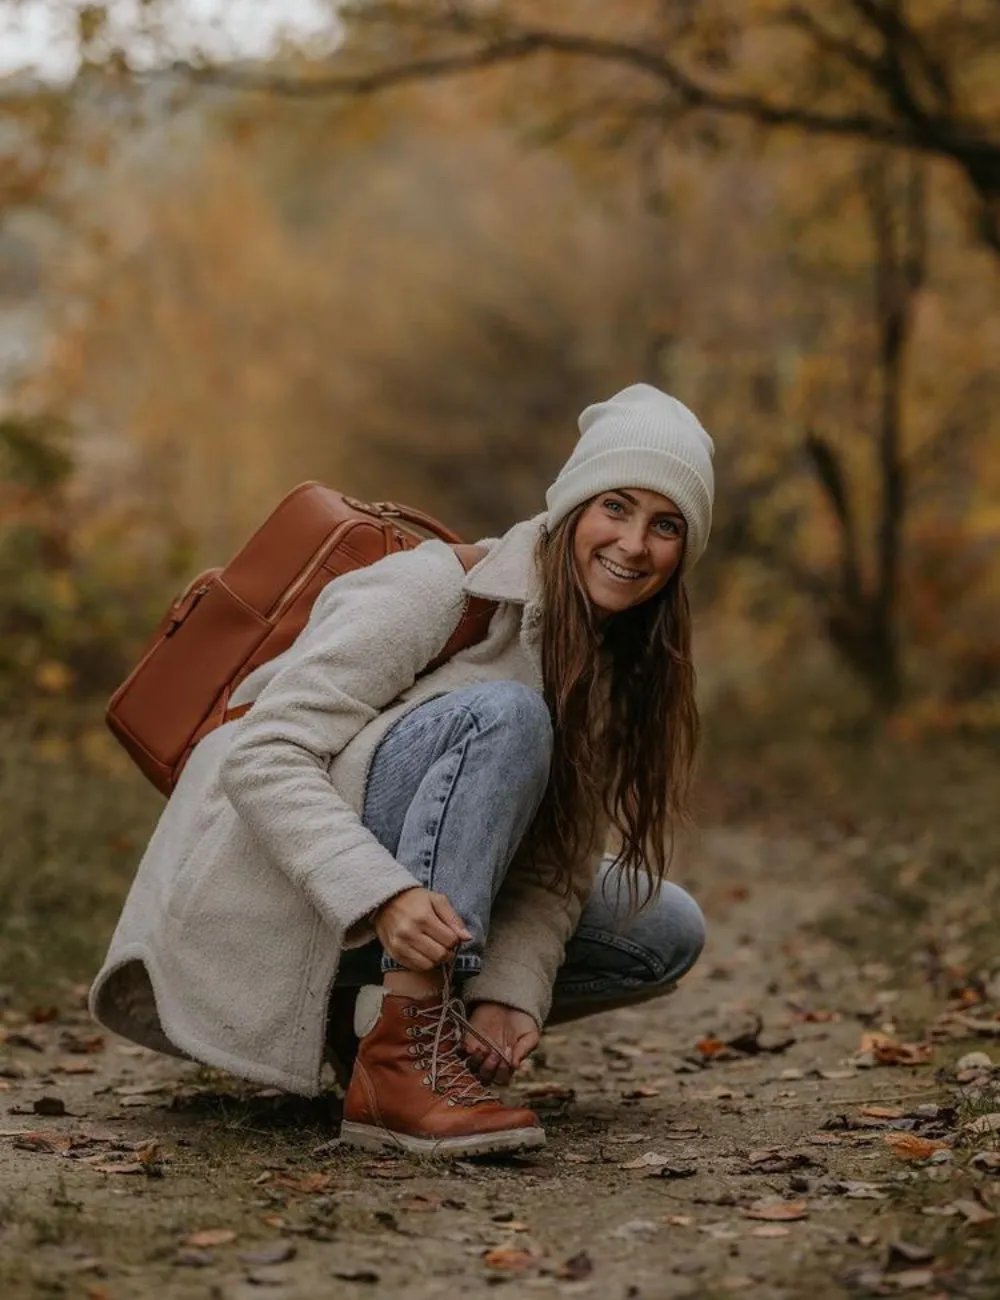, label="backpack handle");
[343,496,463,545]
